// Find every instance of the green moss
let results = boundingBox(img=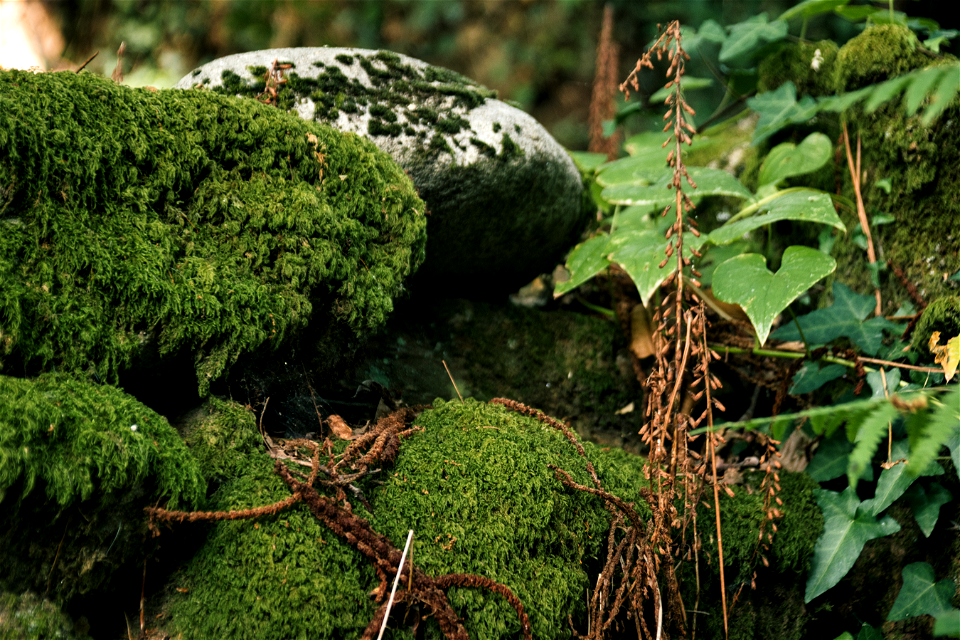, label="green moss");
[178,397,262,487]
[0,591,92,640]
[833,25,929,93]
[912,296,960,353]
[0,70,426,391]
[0,373,205,600]
[166,398,651,639]
[826,26,960,308]
[335,54,355,65]
[758,40,839,97]
[470,137,496,158]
